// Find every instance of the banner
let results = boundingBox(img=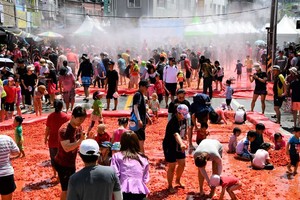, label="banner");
[0,0,15,26]
[31,12,41,27]
[17,10,26,28]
